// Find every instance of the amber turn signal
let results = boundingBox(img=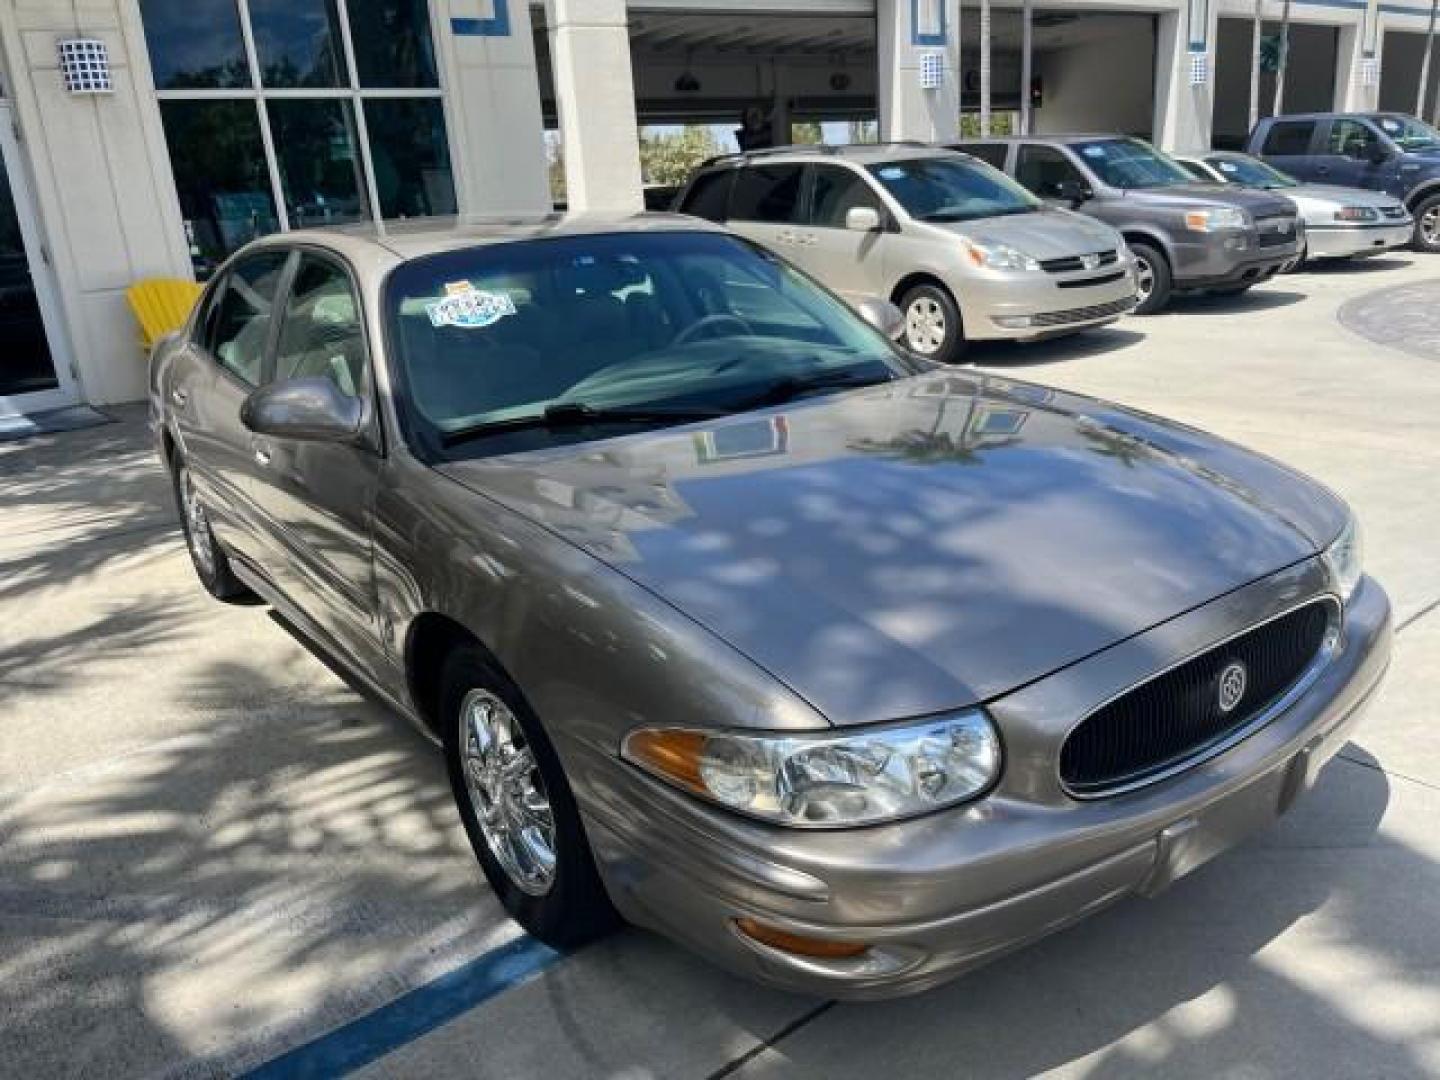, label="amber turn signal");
[623,728,708,790]
[735,918,869,959]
